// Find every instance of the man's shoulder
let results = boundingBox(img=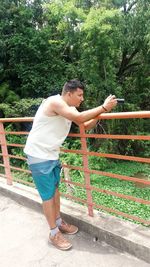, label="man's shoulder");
[47,94,61,101]
[42,94,65,116]
[45,94,62,106]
